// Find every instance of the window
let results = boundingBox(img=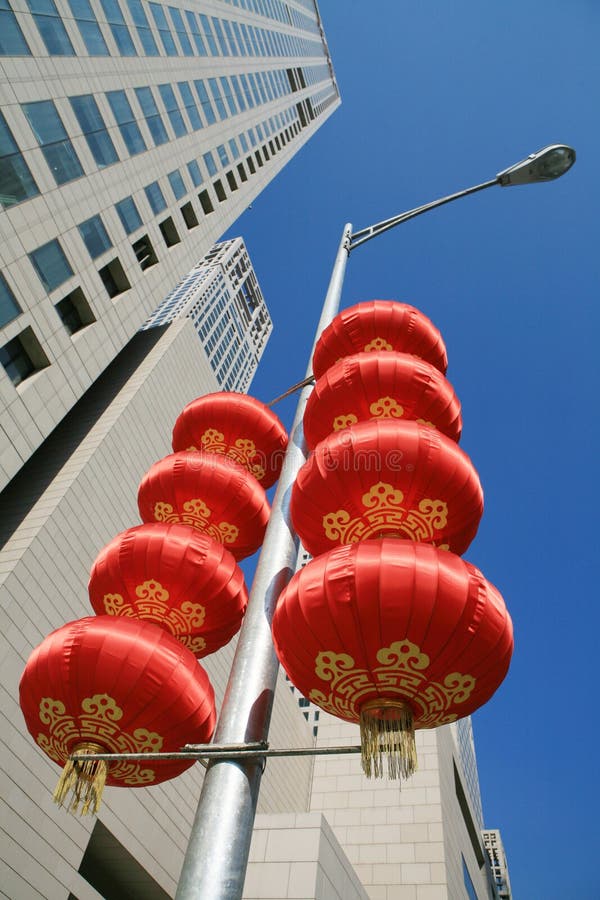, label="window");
[106,90,146,155]
[78,214,112,258]
[29,239,73,292]
[211,17,228,55]
[167,169,186,200]
[216,144,229,167]
[226,171,237,191]
[180,201,198,229]
[67,0,110,55]
[126,0,158,54]
[202,151,217,177]
[186,159,202,187]
[207,78,227,120]
[158,84,187,137]
[55,287,95,334]
[230,75,247,112]
[69,94,119,167]
[220,78,238,116]
[198,14,218,54]
[0,272,22,328]
[98,257,131,298]
[221,19,238,55]
[177,82,202,130]
[115,195,142,234]
[98,0,137,55]
[148,2,177,55]
[194,80,216,125]
[27,0,75,54]
[228,138,240,160]
[213,179,226,202]
[135,86,168,145]
[236,162,247,183]
[198,189,213,214]
[0,327,49,386]
[158,216,180,247]
[0,0,32,55]
[168,6,192,55]
[184,10,206,55]
[144,180,166,214]
[132,233,157,270]
[0,112,39,208]
[23,100,84,185]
